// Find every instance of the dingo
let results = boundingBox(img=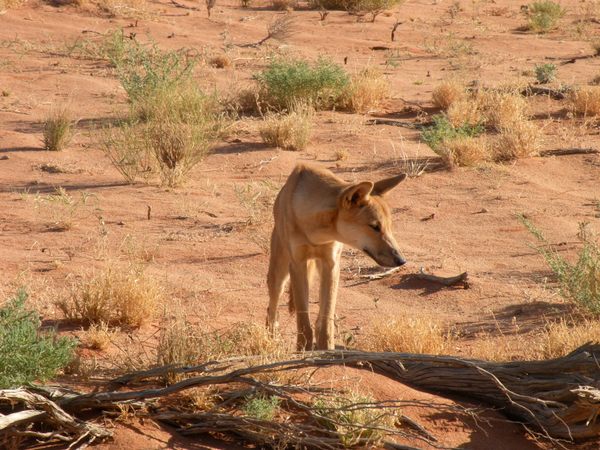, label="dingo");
[266,164,407,350]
